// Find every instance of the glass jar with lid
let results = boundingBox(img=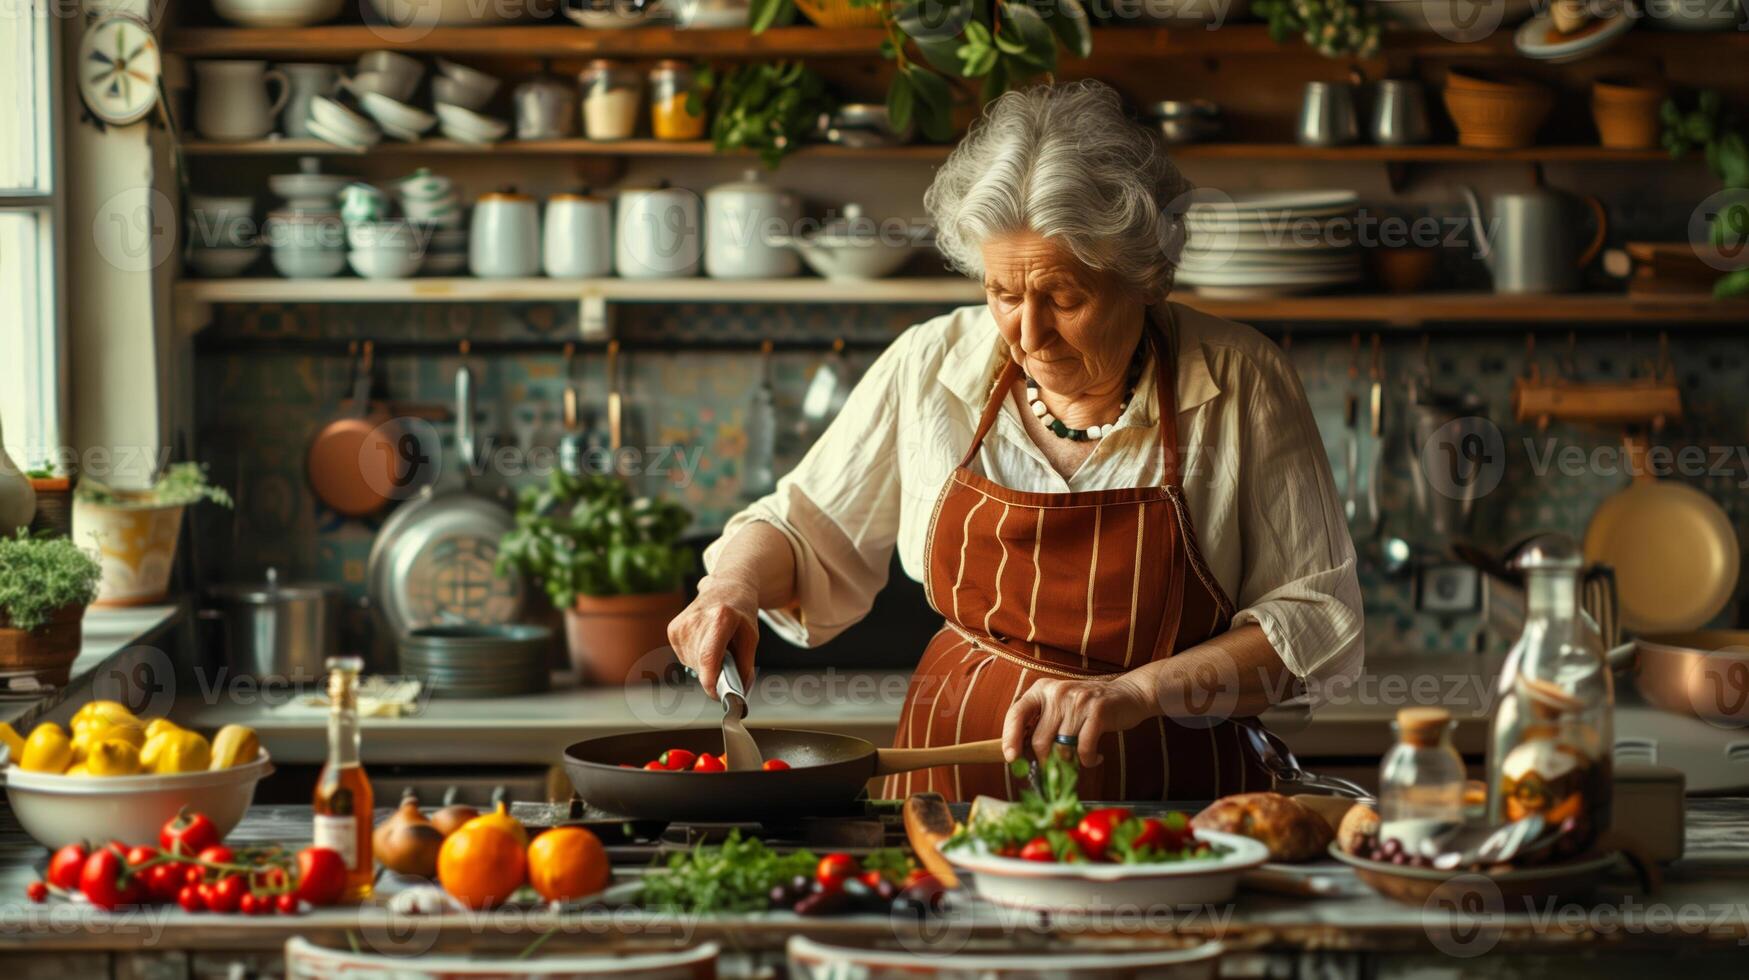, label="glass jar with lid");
[648,60,707,141]
[578,59,642,141]
[1378,706,1467,845]
[1486,533,1613,851]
